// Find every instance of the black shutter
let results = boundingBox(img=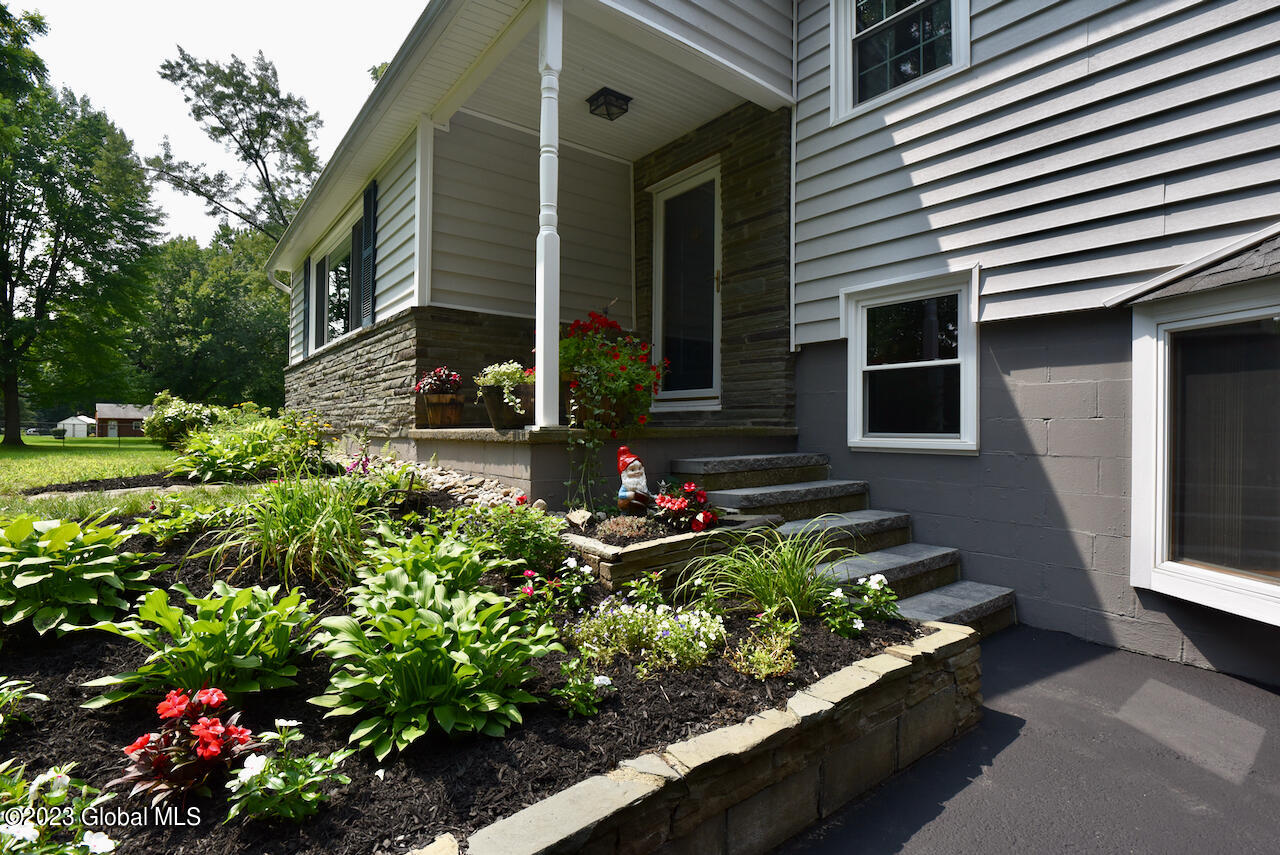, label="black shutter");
[314,257,327,347]
[301,257,311,357]
[349,221,363,334]
[361,181,377,327]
